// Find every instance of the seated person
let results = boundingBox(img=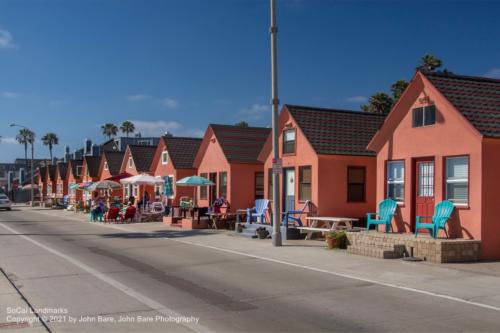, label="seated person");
[120,204,136,222]
[105,205,120,222]
[212,196,229,214]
